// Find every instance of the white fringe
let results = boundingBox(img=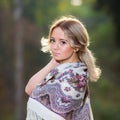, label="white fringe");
[26,98,65,120]
[26,108,44,120]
